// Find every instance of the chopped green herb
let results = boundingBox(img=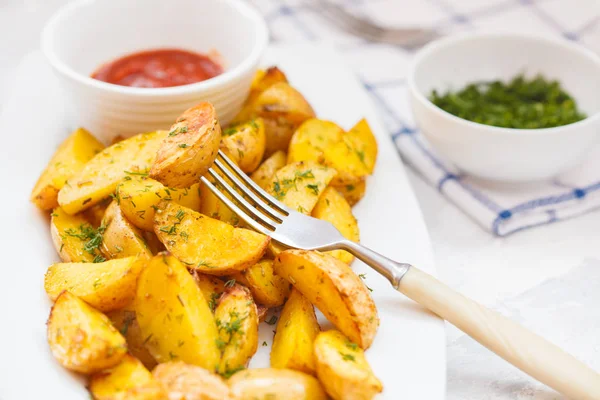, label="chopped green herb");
[266,316,278,325]
[340,352,356,362]
[178,143,189,148]
[124,170,149,176]
[224,279,236,288]
[306,184,320,195]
